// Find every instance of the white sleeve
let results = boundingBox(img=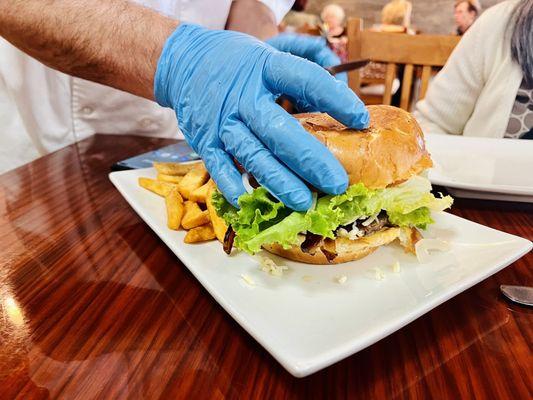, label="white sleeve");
[413,14,486,135]
[258,0,294,24]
